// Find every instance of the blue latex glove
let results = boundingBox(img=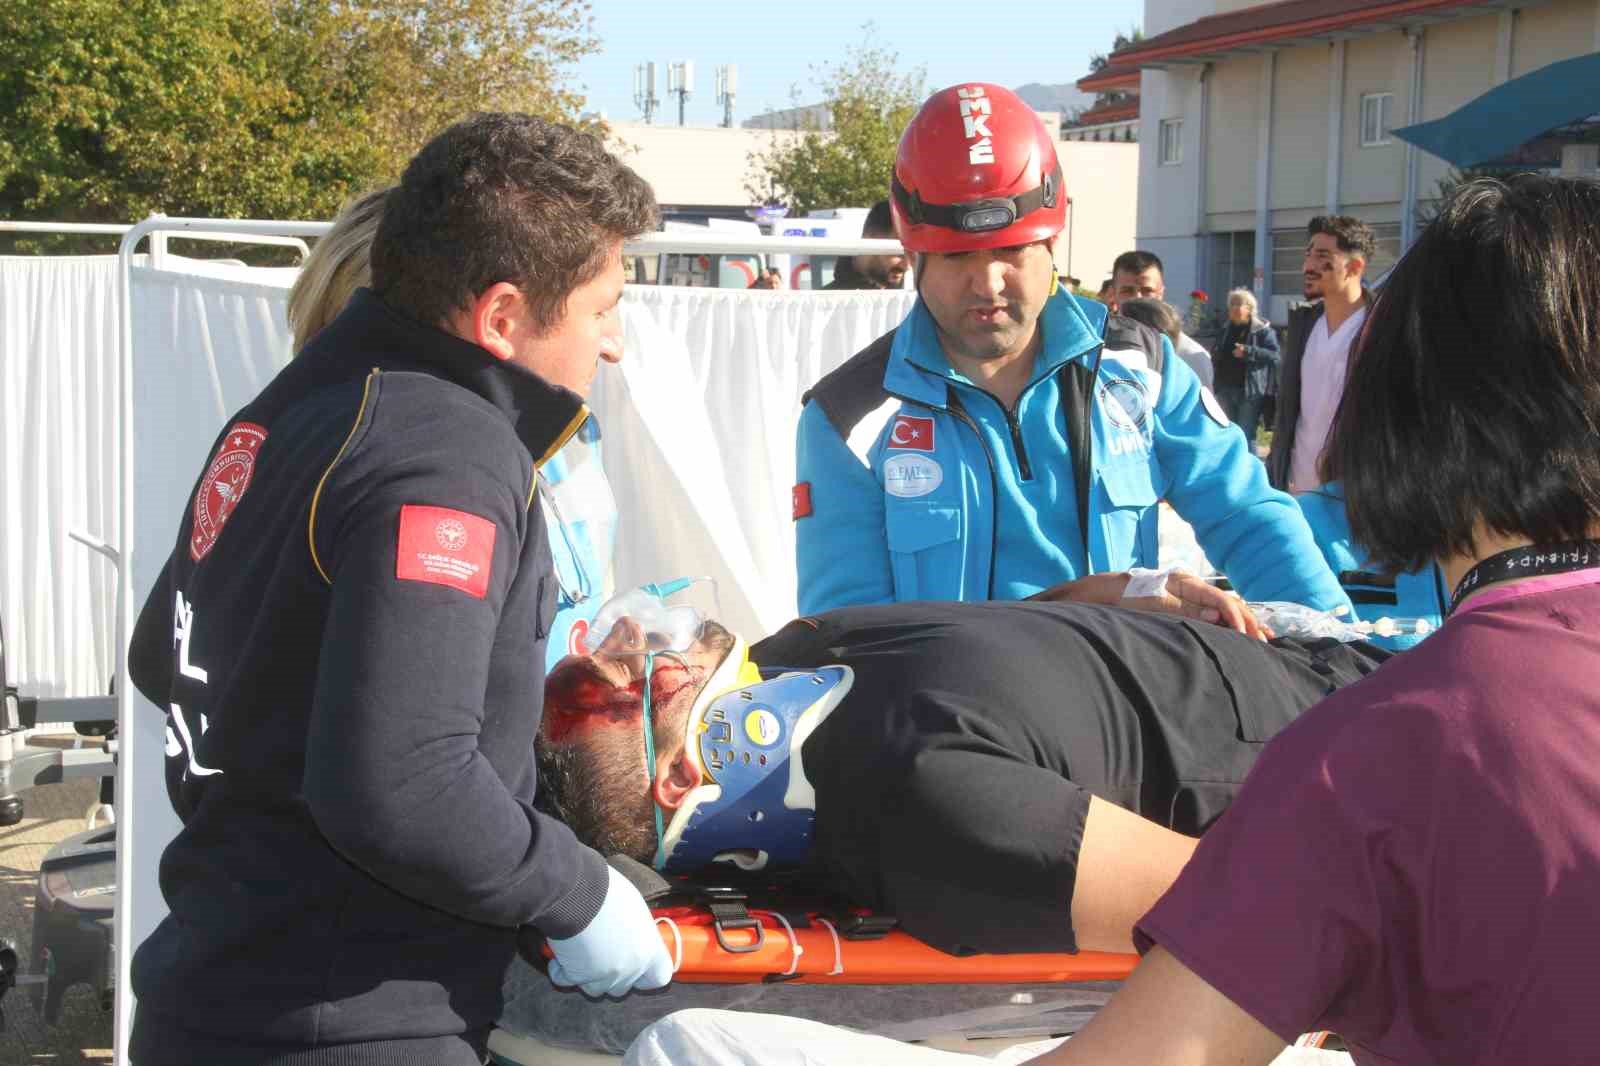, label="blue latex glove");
[546,864,674,997]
